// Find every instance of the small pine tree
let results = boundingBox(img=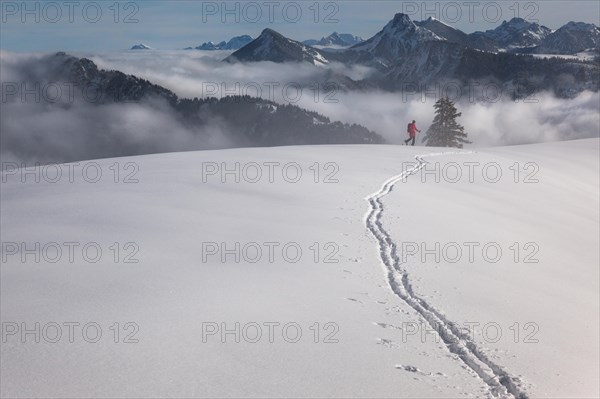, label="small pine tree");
[422,97,471,148]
